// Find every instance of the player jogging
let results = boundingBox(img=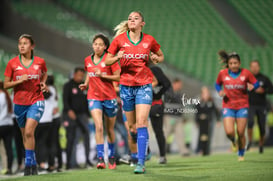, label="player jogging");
[215,50,259,161]
[105,11,164,174]
[4,34,48,175]
[79,34,120,169]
